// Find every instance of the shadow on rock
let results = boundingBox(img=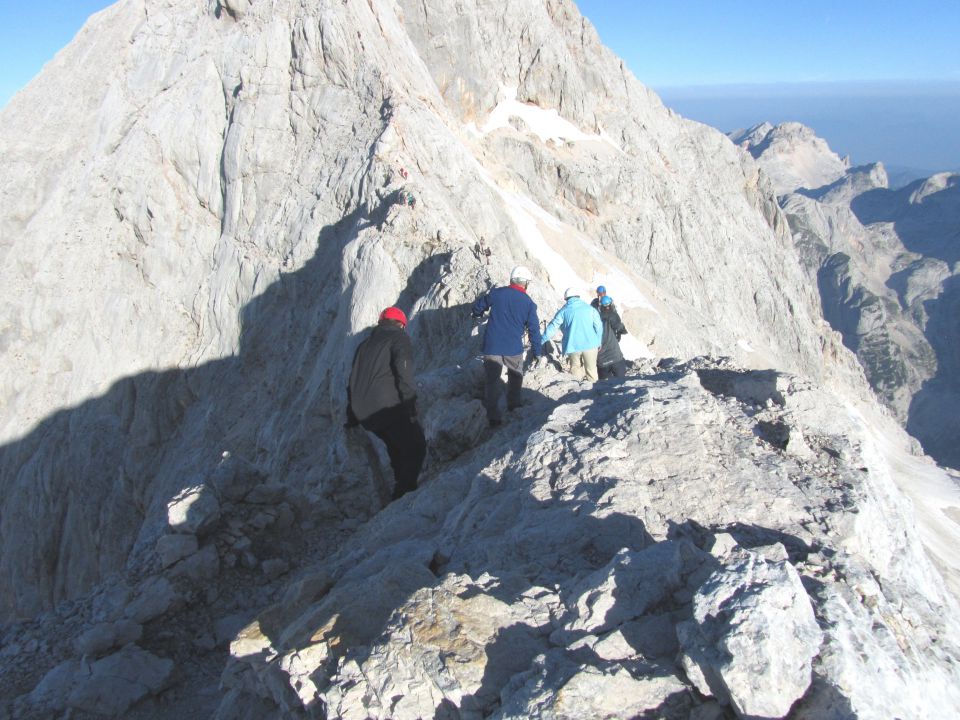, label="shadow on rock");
[849,176,960,264]
[0,194,476,632]
[906,273,960,469]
